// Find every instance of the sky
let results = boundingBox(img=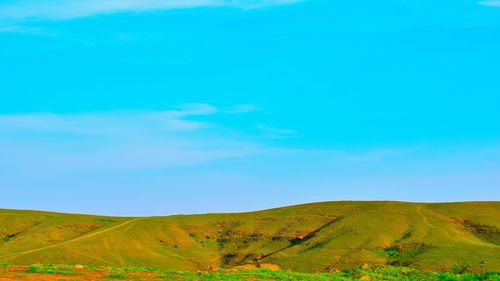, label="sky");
[0,0,499,216]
